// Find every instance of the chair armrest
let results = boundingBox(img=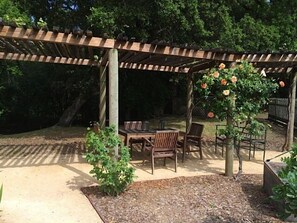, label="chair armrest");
[185,134,203,140]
